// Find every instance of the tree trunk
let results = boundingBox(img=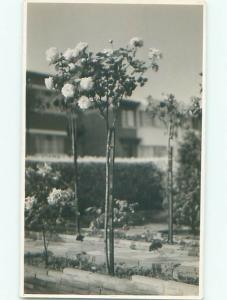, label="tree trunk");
[167,125,173,244]
[71,114,80,235]
[104,128,111,274]
[108,126,115,276]
[104,125,116,276]
[42,227,48,268]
